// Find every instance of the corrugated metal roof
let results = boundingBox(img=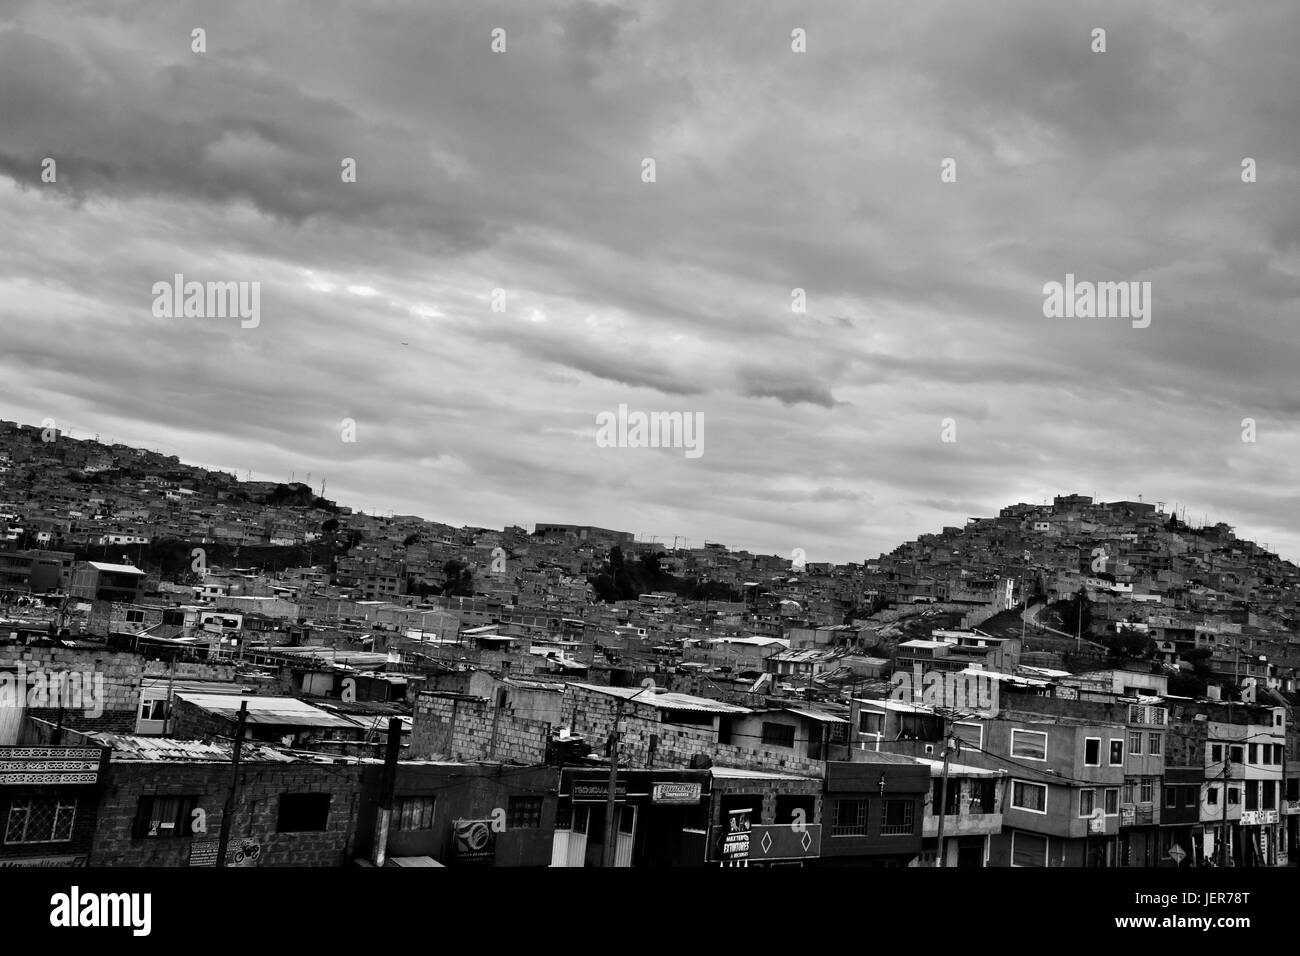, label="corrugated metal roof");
[87,562,145,574]
[913,757,1004,778]
[711,767,820,781]
[87,733,299,763]
[568,683,751,714]
[174,693,362,729]
[139,679,262,696]
[783,707,848,724]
